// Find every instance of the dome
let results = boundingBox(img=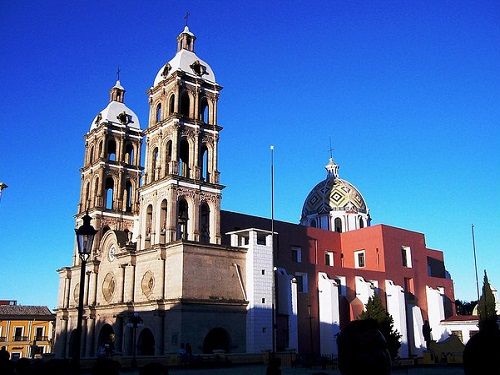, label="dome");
[89,101,141,131]
[153,27,216,87]
[301,158,368,221]
[89,81,140,131]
